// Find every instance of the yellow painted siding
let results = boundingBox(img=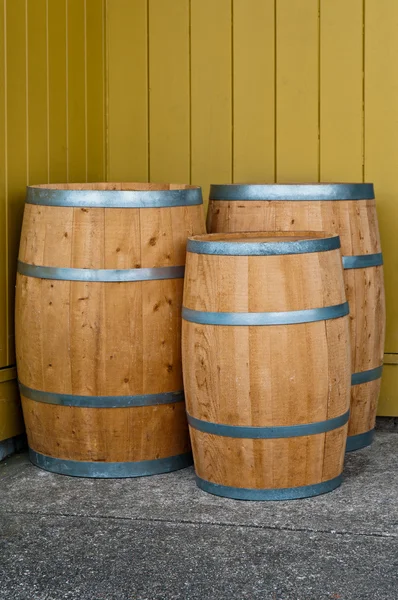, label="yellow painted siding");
[276,0,319,182]
[86,0,105,181]
[106,0,148,181]
[6,0,27,364]
[191,0,232,203]
[0,0,105,440]
[0,367,22,441]
[0,2,8,369]
[67,0,87,182]
[1,0,397,444]
[233,0,275,183]
[365,0,398,413]
[27,0,48,186]
[148,0,190,183]
[48,0,67,183]
[320,0,363,182]
[105,0,398,414]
